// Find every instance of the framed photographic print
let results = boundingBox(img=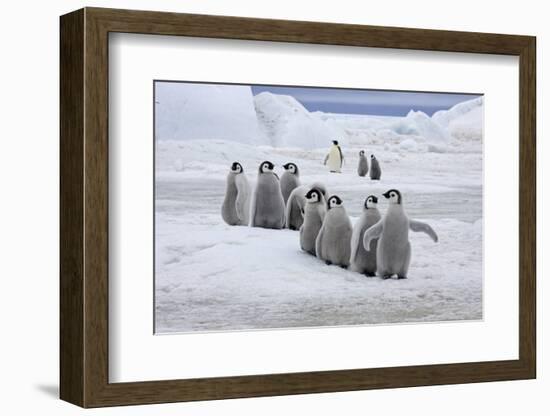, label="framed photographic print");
[60,7,536,407]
